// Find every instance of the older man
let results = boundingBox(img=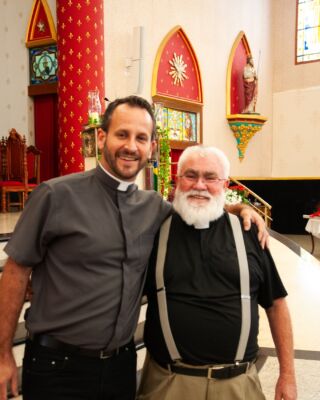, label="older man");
[138,145,297,400]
